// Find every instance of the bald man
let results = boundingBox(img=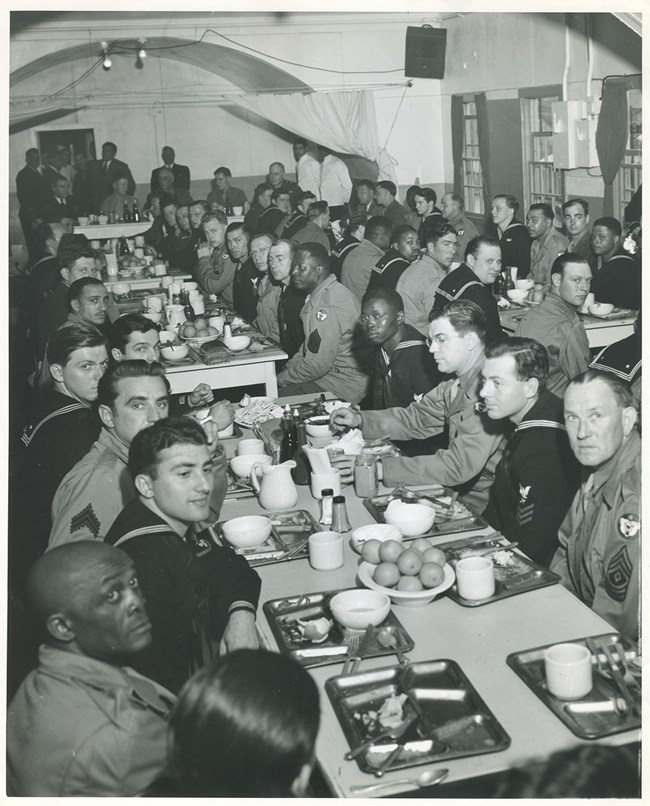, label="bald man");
[7,542,174,796]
